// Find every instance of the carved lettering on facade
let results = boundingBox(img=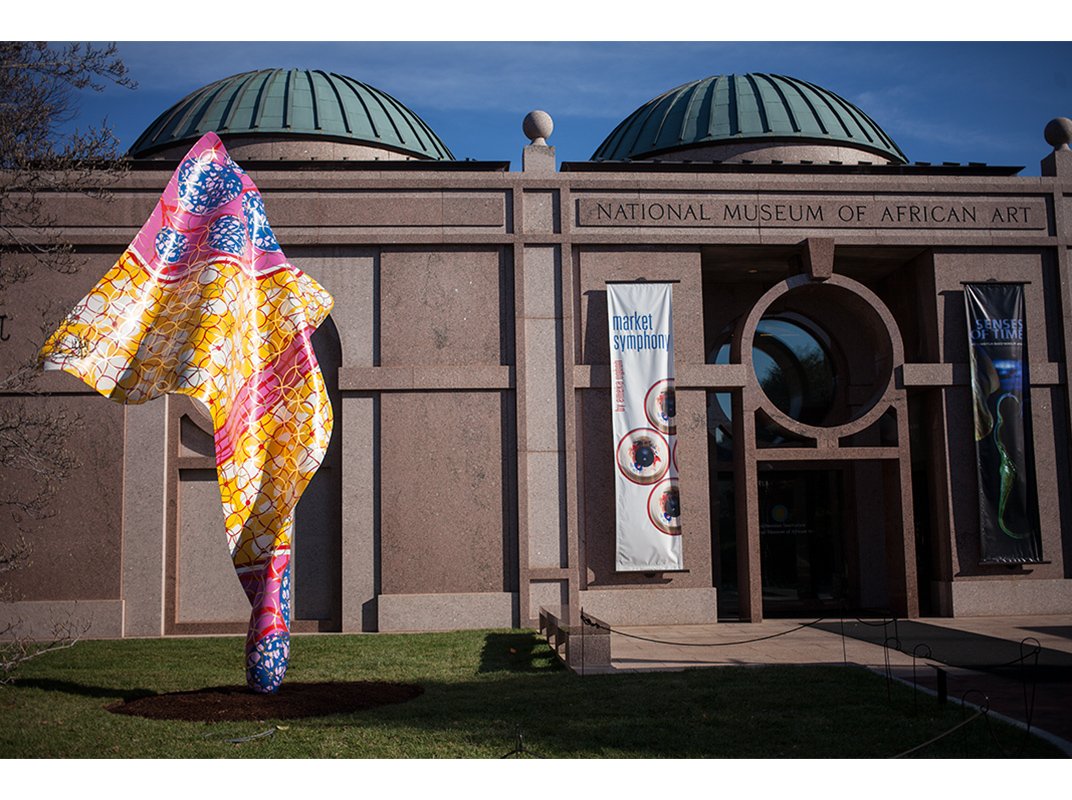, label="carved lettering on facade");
[578,196,1047,231]
[595,201,712,222]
